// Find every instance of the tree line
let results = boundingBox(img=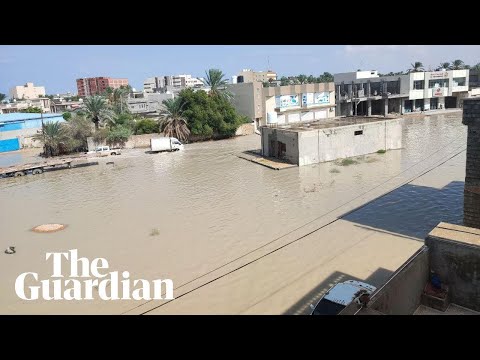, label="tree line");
[34,69,248,157]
